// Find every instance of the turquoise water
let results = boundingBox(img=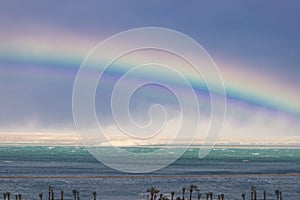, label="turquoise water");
[0,146,299,199]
